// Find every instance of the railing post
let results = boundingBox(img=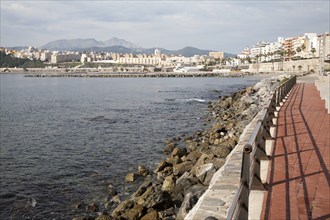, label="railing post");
[239,145,252,219]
